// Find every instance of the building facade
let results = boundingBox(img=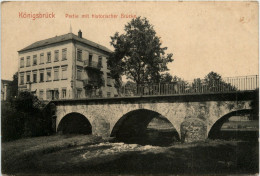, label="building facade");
[18,30,117,100]
[1,79,12,101]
